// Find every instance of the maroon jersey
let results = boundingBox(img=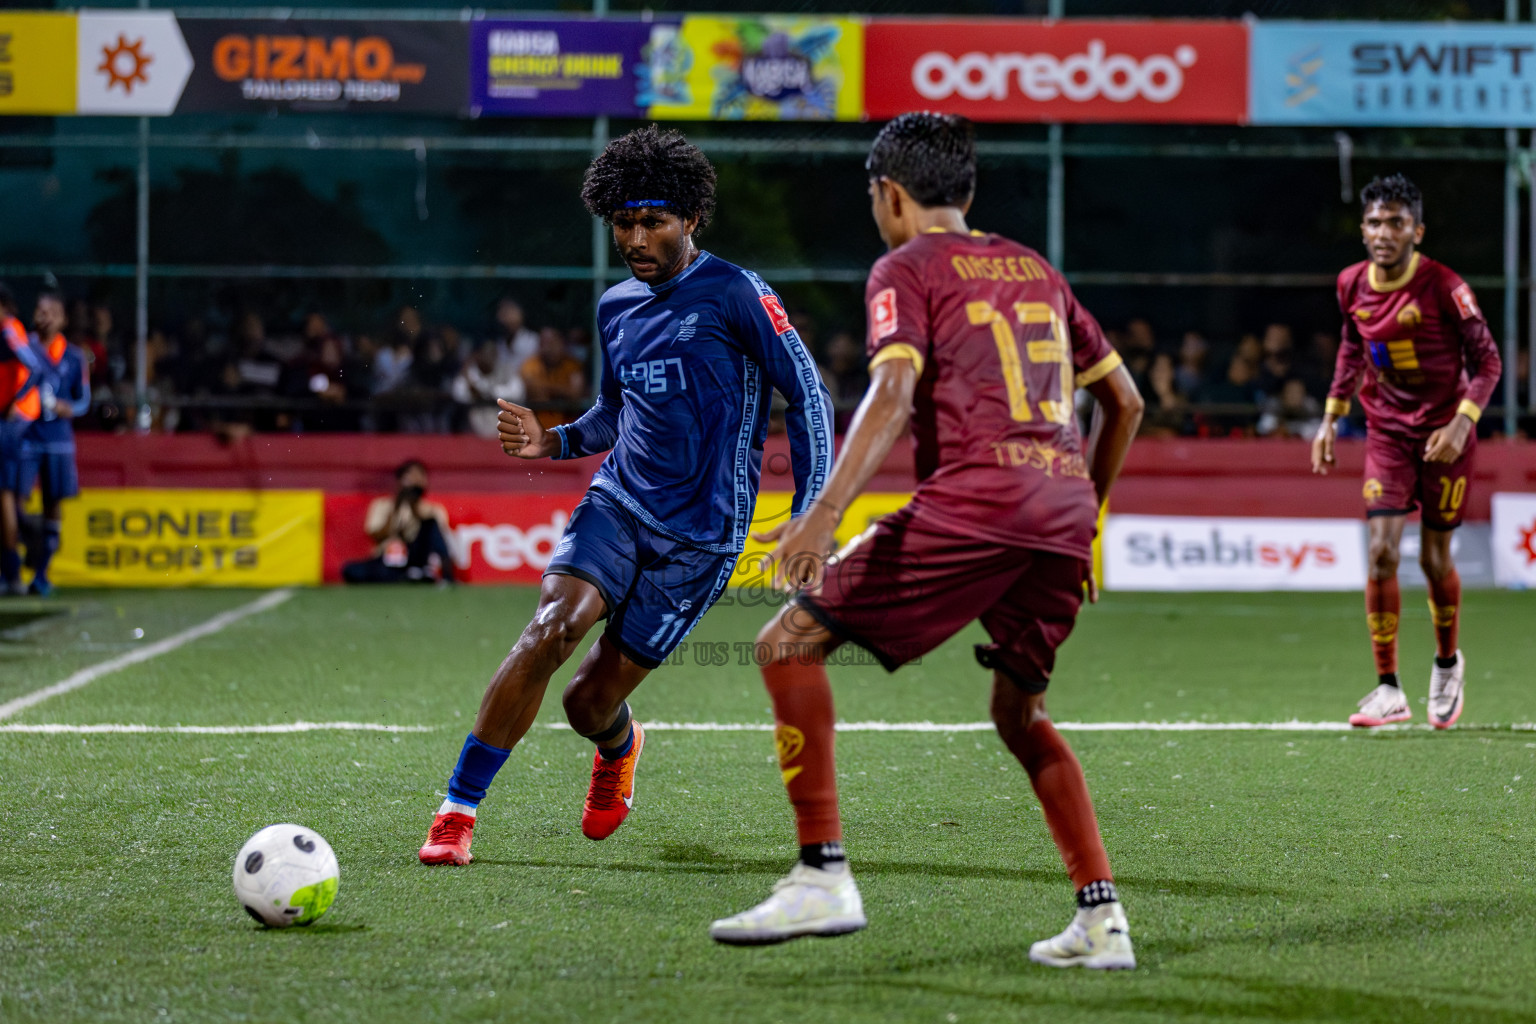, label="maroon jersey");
[1328,253,1502,437]
[865,229,1120,559]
